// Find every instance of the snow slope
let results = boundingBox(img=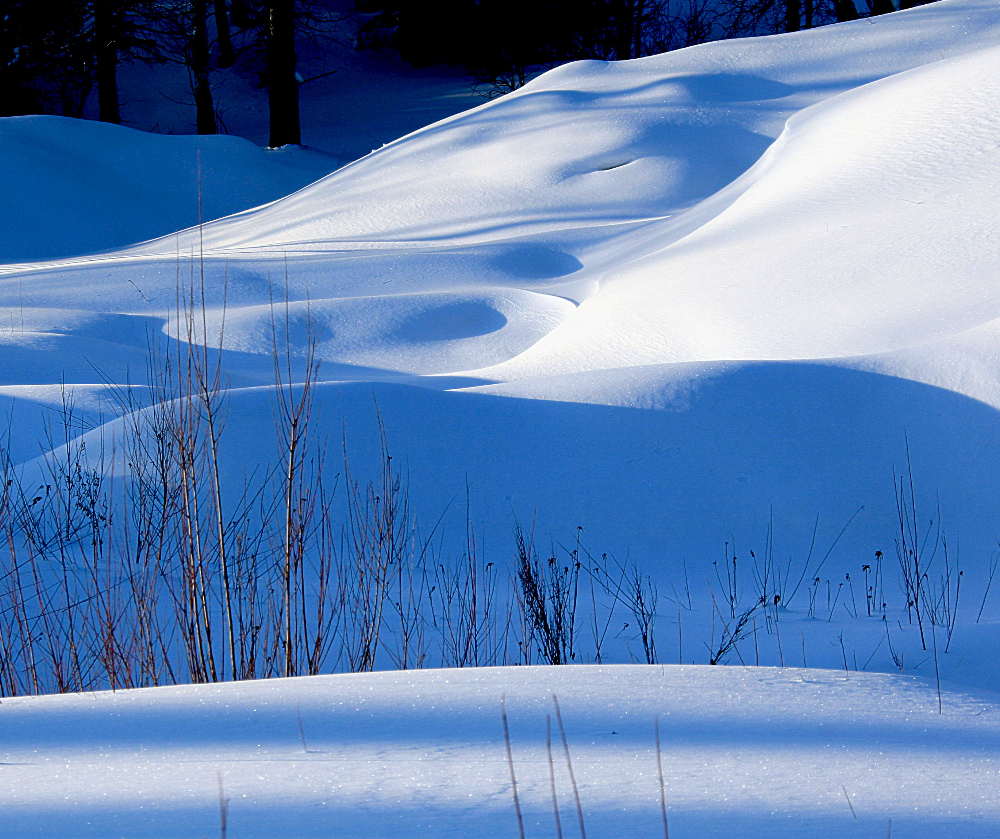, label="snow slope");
[0,116,341,261]
[2,0,999,542]
[497,40,1000,375]
[0,0,999,690]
